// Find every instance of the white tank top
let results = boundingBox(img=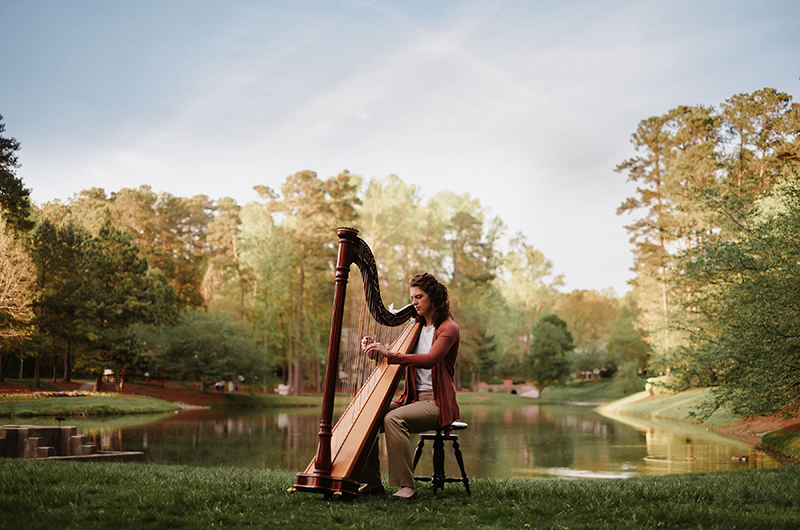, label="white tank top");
[414,324,435,391]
